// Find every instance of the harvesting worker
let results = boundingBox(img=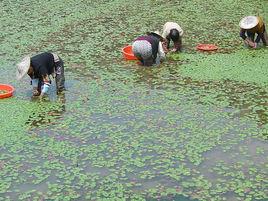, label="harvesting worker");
[132,31,168,66]
[239,16,268,48]
[162,22,184,52]
[16,52,65,97]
